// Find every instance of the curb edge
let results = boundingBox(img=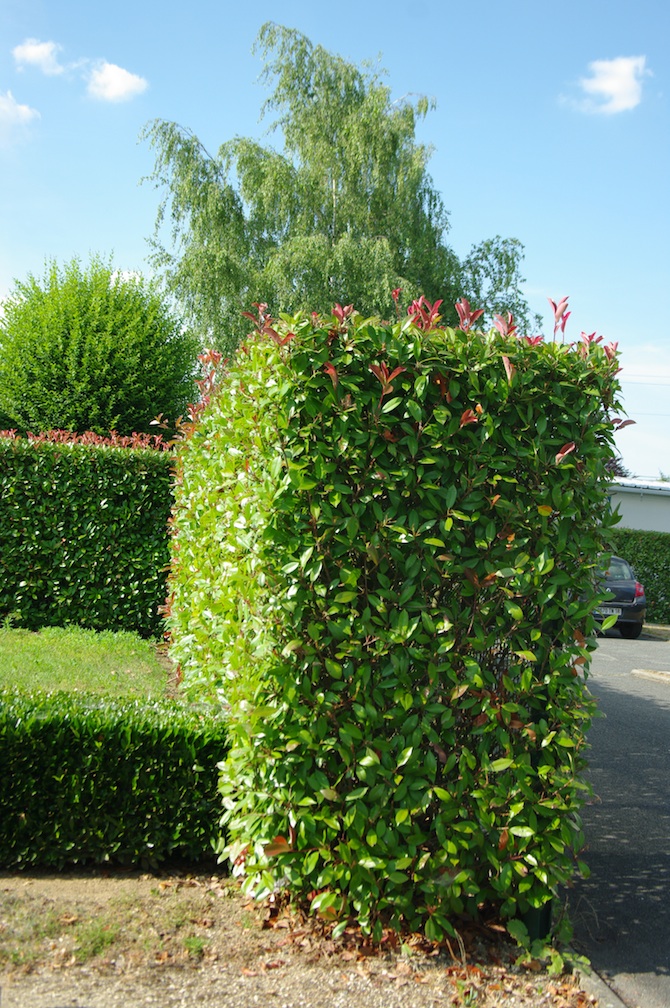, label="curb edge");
[577,968,631,1008]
